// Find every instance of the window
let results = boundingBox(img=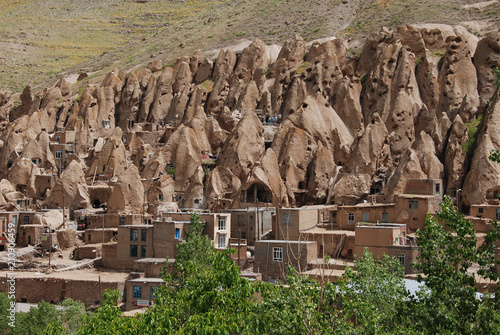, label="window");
[103,120,111,129]
[361,212,369,222]
[217,234,226,249]
[273,247,283,262]
[158,194,163,201]
[348,213,355,225]
[496,209,500,221]
[150,286,157,300]
[12,216,17,226]
[450,188,457,198]
[218,217,226,231]
[119,217,126,225]
[435,183,440,195]
[382,212,389,223]
[55,150,63,159]
[141,245,147,258]
[409,200,418,210]
[23,215,30,225]
[283,212,291,226]
[130,245,138,257]
[56,135,61,143]
[130,229,138,241]
[478,207,484,214]
[175,228,180,240]
[141,229,147,241]
[396,253,405,266]
[133,286,142,299]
